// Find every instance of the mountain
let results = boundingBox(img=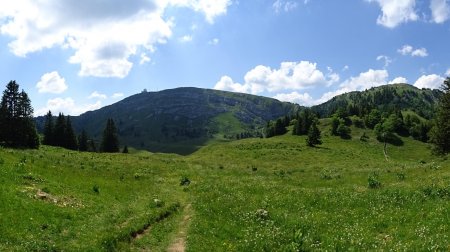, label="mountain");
[311,83,443,119]
[37,87,300,154]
